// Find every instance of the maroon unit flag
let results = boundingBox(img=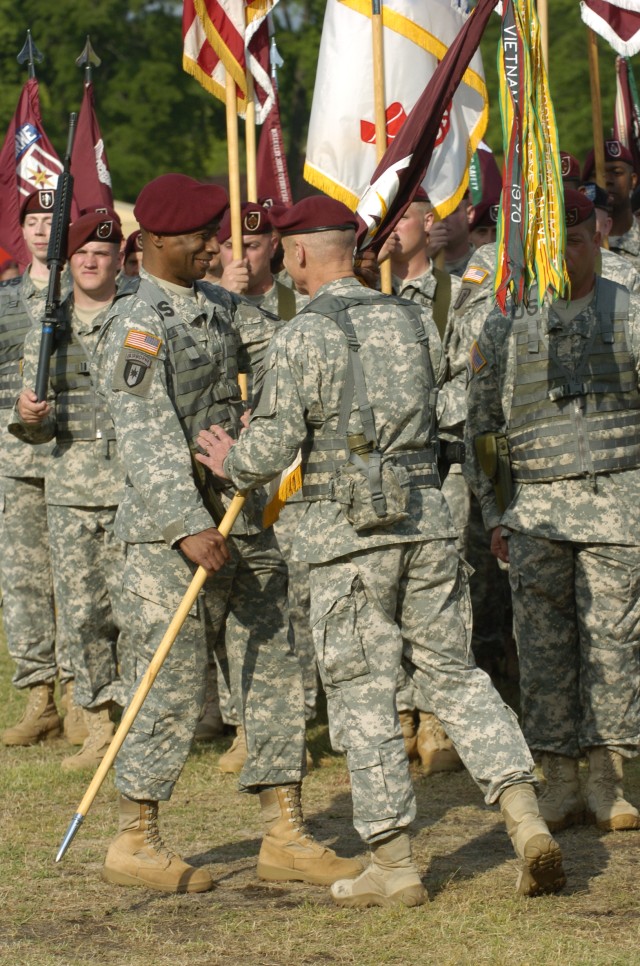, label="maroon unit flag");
[71,82,114,212]
[256,92,292,206]
[0,78,63,268]
[355,0,499,254]
[614,55,640,176]
[581,0,640,57]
